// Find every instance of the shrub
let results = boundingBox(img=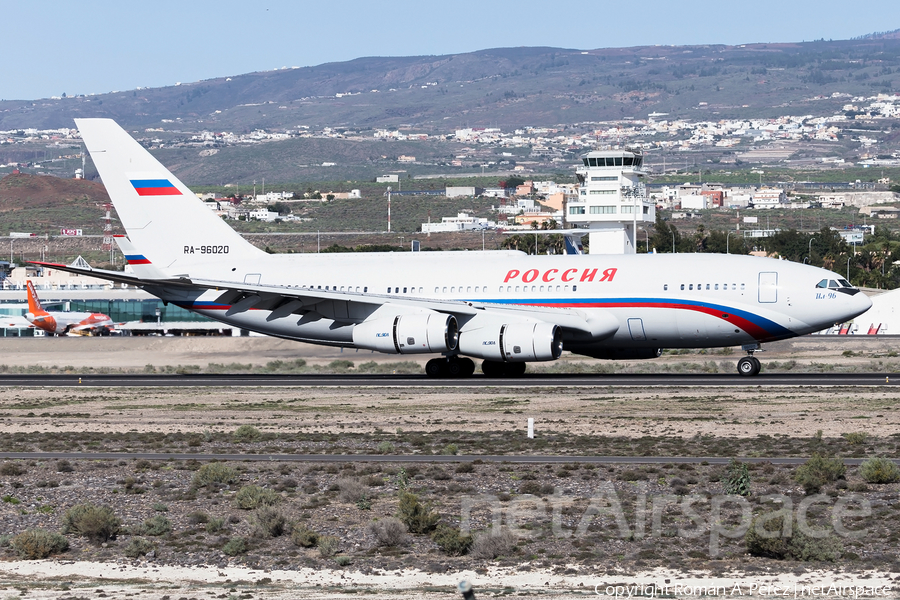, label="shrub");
[141,515,172,537]
[0,462,26,476]
[61,504,120,543]
[11,529,69,559]
[56,460,75,473]
[397,491,440,534]
[794,454,846,494]
[317,535,340,557]
[124,537,155,559]
[205,517,226,533]
[192,463,237,489]
[470,529,518,559]
[222,536,248,556]
[187,511,209,525]
[152,502,168,512]
[455,463,475,474]
[432,525,473,556]
[291,525,319,548]
[843,431,869,445]
[723,459,751,496]
[252,507,287,538]
[859,457,900,484]
[233,424,261,443]
[334,555,352,567]
[442,443,459,456]
[745,513,842,561]
[234,485,280,509]
[337,478,369,503]
[369,517,409,548]
[376,441,394,454]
